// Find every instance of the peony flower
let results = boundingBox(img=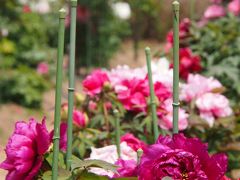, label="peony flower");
[89,142,137,177]
[154,82,172,102]
[178,48,202,80]
[112,2,131,20]
[158,99,188,131]
[33,0,50,14]
[165,18,191,52]
[116,77,149,112]
[77,5,90,22]
[180,74,222,102]
[120,133,147,151]
[0,118,51,180]
[196,93,232,127]
[88,100,97,111]
[37,62,49,75]
[82,69,110,97]
[73,110,89,128]
[114,159,137,178]
[50,122,67,152]
[139,133,228,180]
[228,0,240,16]
[23,5,31,13]
[204,5,226,19]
